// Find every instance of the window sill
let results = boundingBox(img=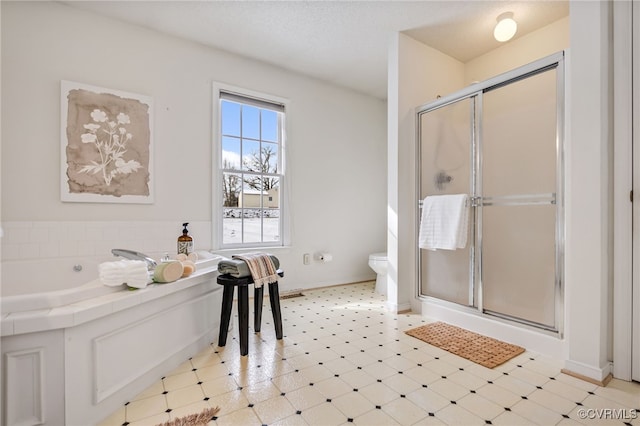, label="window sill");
[209,246,292,257]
